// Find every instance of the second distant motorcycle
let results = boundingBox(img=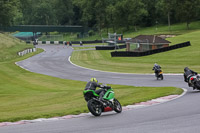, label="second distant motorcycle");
[184,67,200,90]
